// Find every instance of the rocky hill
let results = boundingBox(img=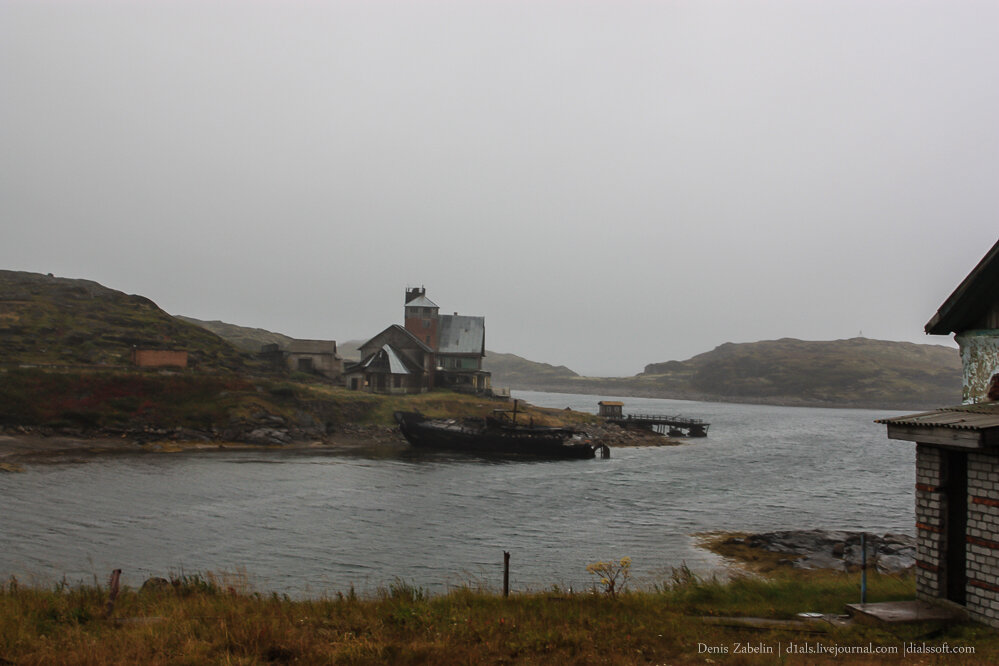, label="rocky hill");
[482,351,578,386]
[640,337,961,408]
[178,317,365,362]
[0,271,248,371]
[177,316,296,353]
[490,338,962,411]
